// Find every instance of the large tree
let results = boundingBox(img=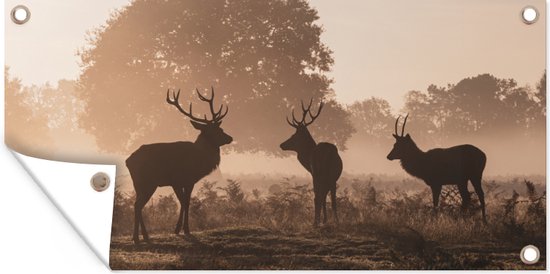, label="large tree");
[77,0,353,155]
